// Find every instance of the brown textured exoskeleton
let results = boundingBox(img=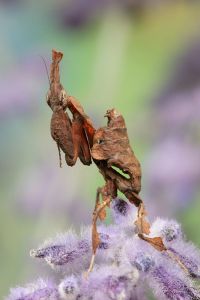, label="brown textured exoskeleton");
[46,50,94,167]
[46,49,166,274]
